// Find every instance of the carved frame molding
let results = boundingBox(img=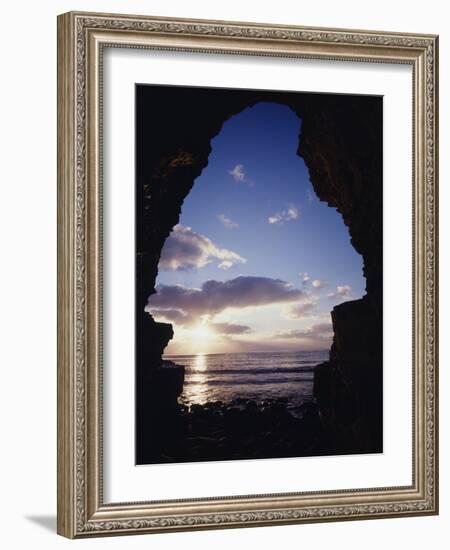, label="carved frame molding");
[57,11,438,538]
